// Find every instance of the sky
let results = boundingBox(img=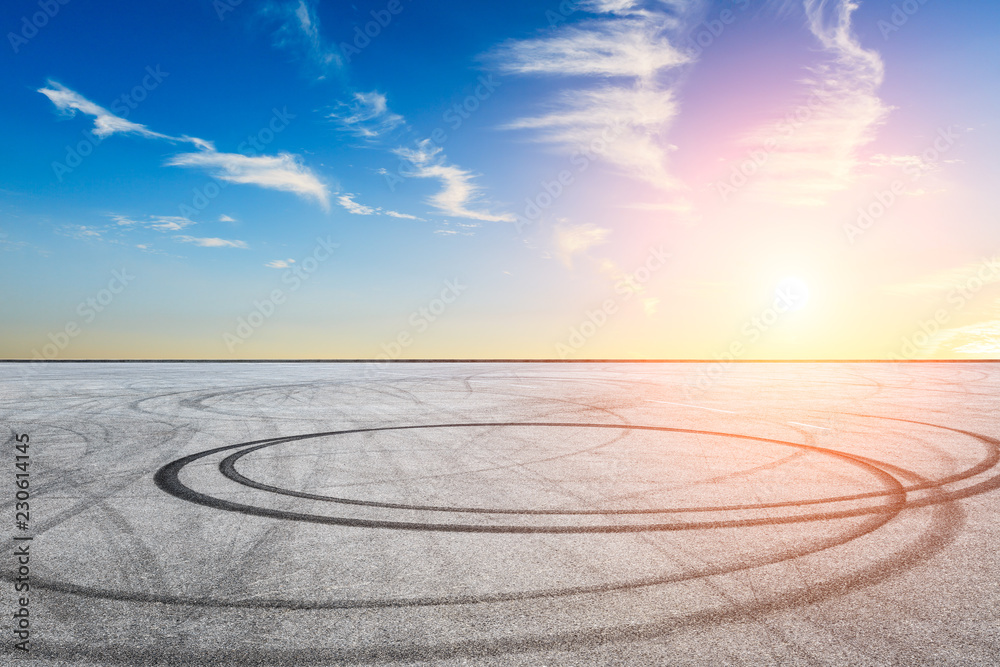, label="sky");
[1,0,999,360]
